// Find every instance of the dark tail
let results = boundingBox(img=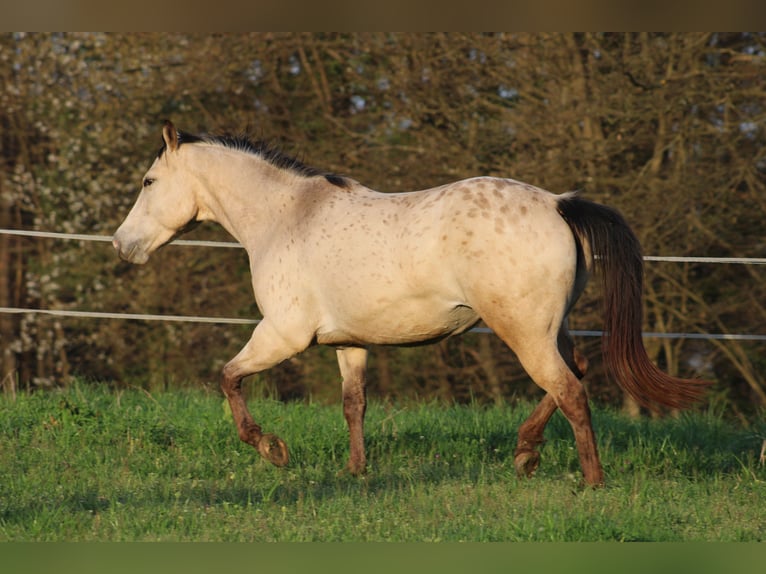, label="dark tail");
[556,194,710,410]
